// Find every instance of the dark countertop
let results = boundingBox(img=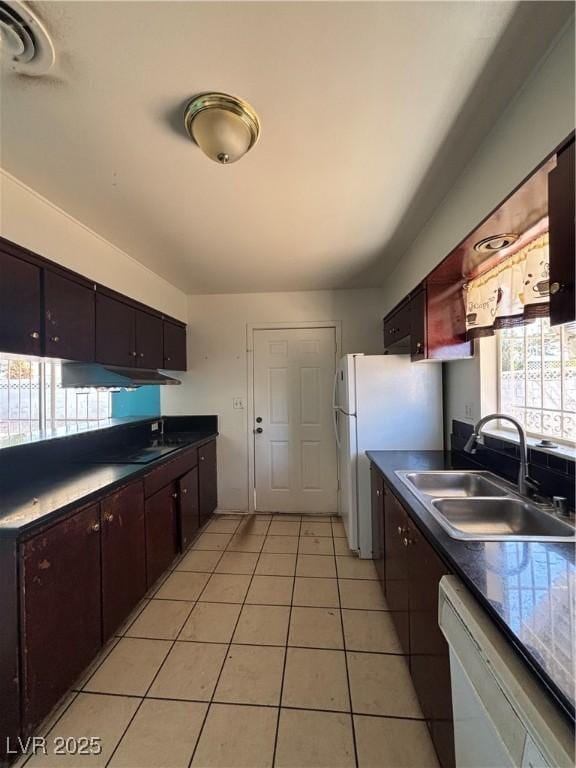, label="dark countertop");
[0,429,217,538]
[367,449,575,726]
